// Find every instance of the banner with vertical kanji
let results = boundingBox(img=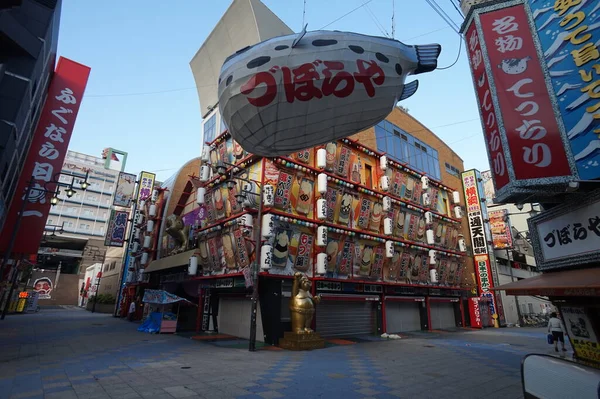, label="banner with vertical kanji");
[0,57,91,255]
